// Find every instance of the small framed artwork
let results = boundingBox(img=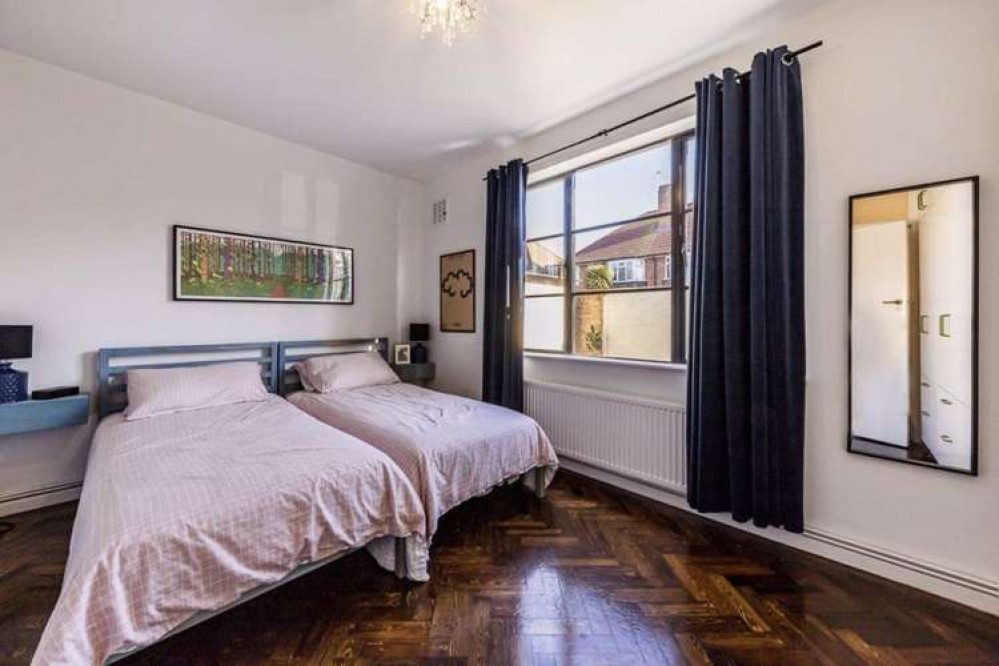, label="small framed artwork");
[440,249,475,332]
[173,225,354,304]
[394,344,412,365]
